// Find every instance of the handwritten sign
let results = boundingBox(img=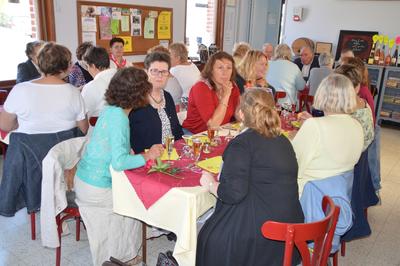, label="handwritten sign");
[335,30,378,61]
